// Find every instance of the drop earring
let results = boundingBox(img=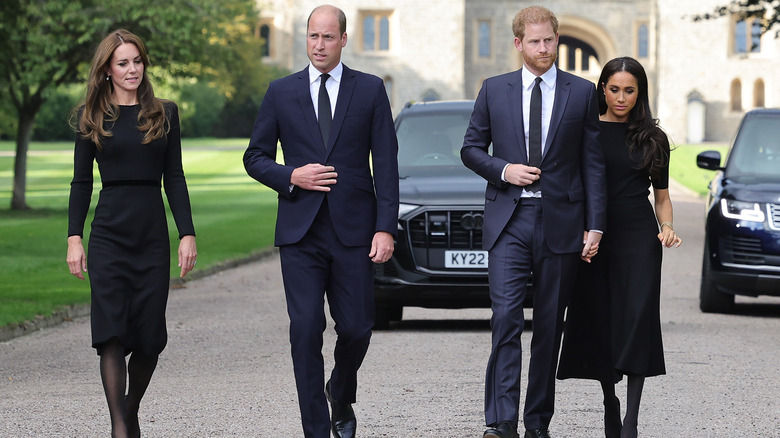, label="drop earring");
[106,75,110,81]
